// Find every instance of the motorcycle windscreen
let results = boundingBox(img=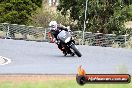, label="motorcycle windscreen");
[57,30,71,43]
